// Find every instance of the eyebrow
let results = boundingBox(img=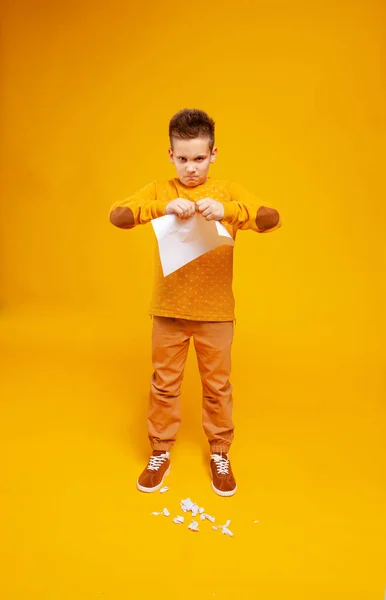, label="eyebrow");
[176,154,207,159]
